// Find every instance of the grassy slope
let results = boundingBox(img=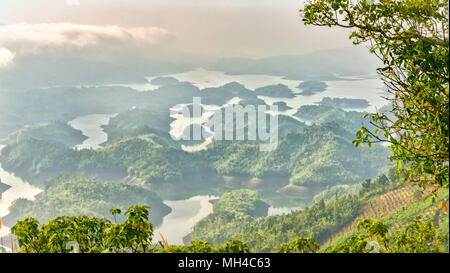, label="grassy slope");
[324,186,449,250]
